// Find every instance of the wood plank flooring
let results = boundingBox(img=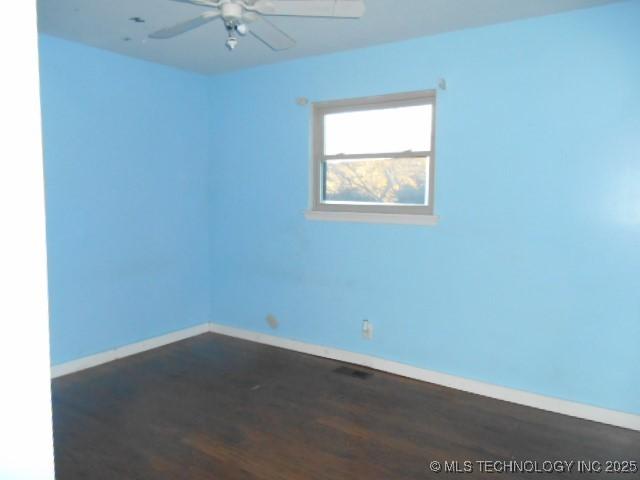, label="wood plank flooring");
[51,333,639,479]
